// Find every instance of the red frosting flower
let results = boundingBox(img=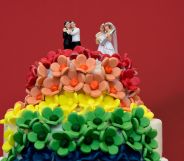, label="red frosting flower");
[26,64,38,90]
[120,69,140,91]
